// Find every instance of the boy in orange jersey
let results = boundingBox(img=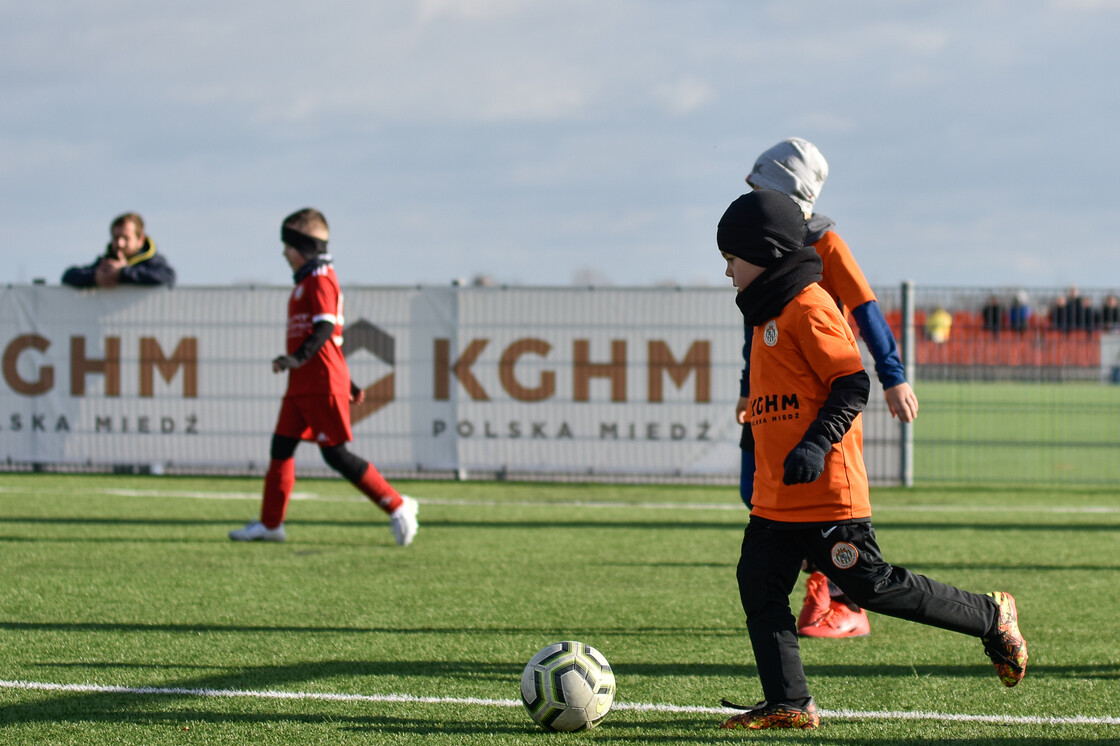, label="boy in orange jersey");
[229,208,418,546]
[715,190,1026,731]
[739,138,918,638]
